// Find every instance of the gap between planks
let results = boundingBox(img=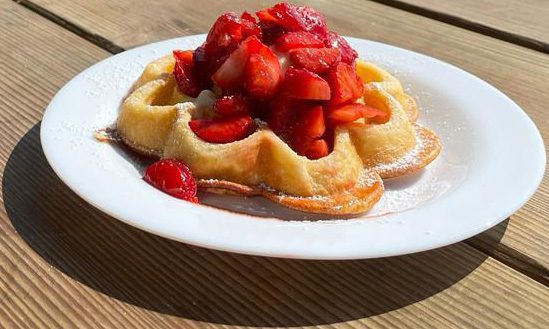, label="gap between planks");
[11,0,548,287]
[369,0,549,54]
[13,0,125,54]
